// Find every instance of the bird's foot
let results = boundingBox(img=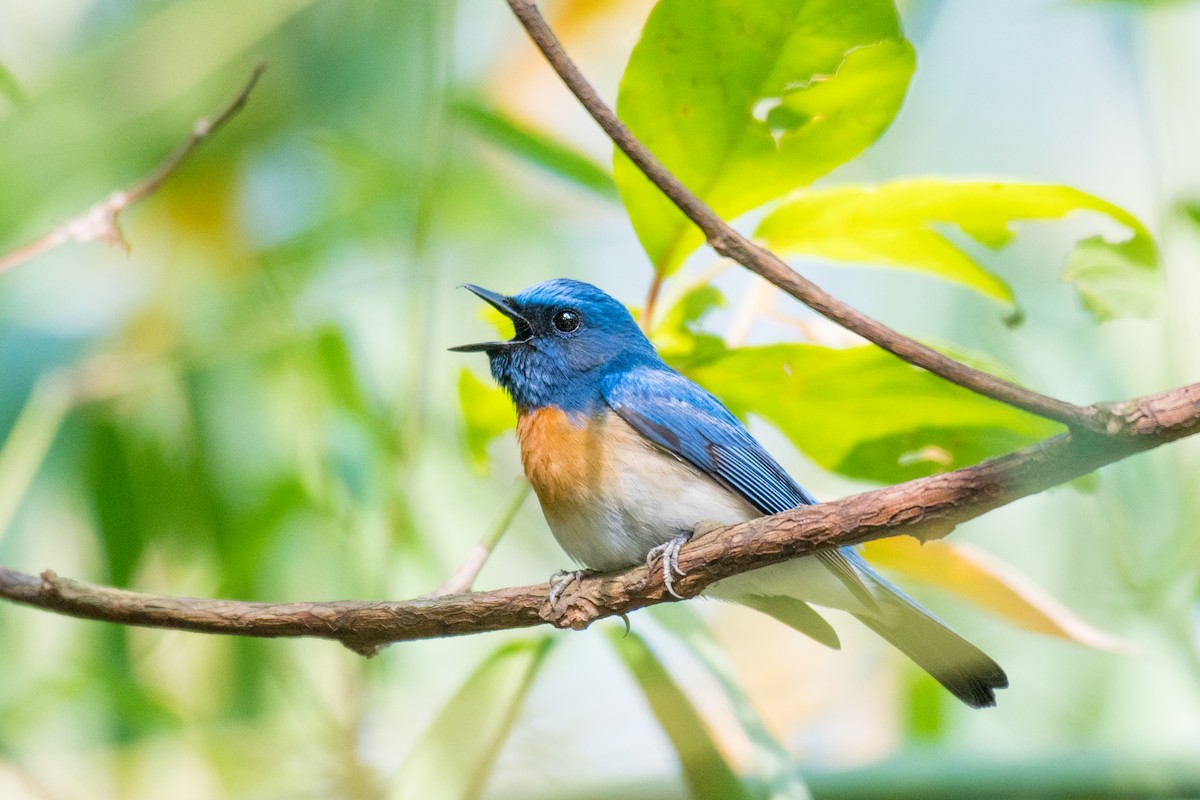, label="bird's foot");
[646,532,693,599]
[548,569,589,607]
